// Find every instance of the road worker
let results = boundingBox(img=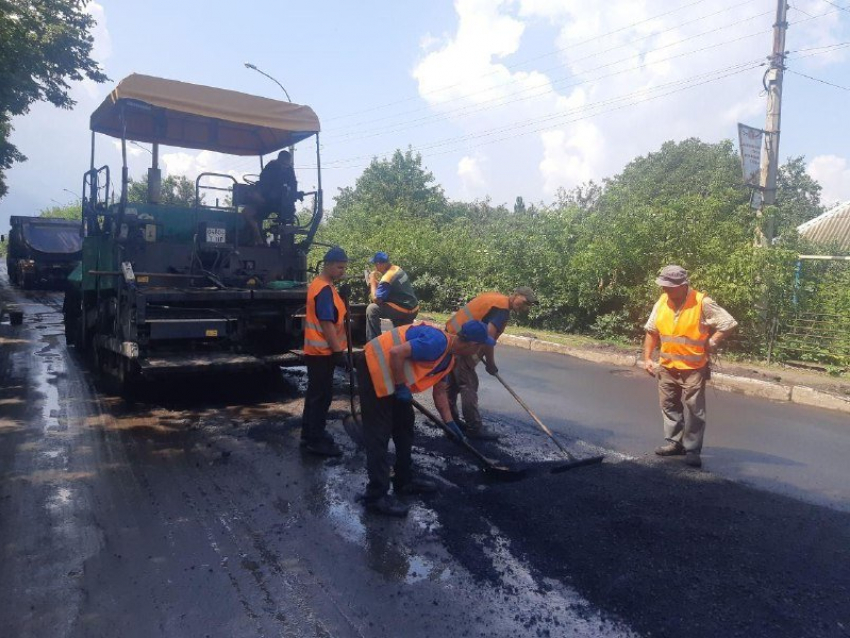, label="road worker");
[365,252,419,340]
[643,265,737,468]
[300,246,350,457]
[243,150,303,246]
[445,287,538,441]
[355,320,496,517]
